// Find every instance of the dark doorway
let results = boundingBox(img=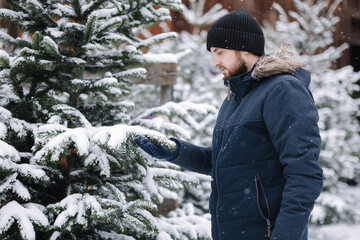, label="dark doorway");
[350,44,360,72]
